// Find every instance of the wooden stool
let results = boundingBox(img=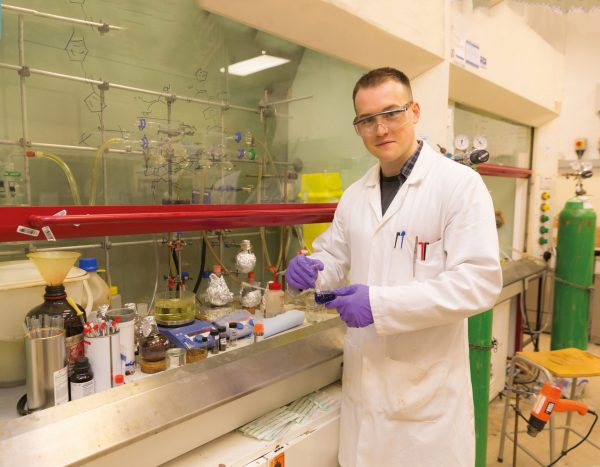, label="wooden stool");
[497,348,600,465]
